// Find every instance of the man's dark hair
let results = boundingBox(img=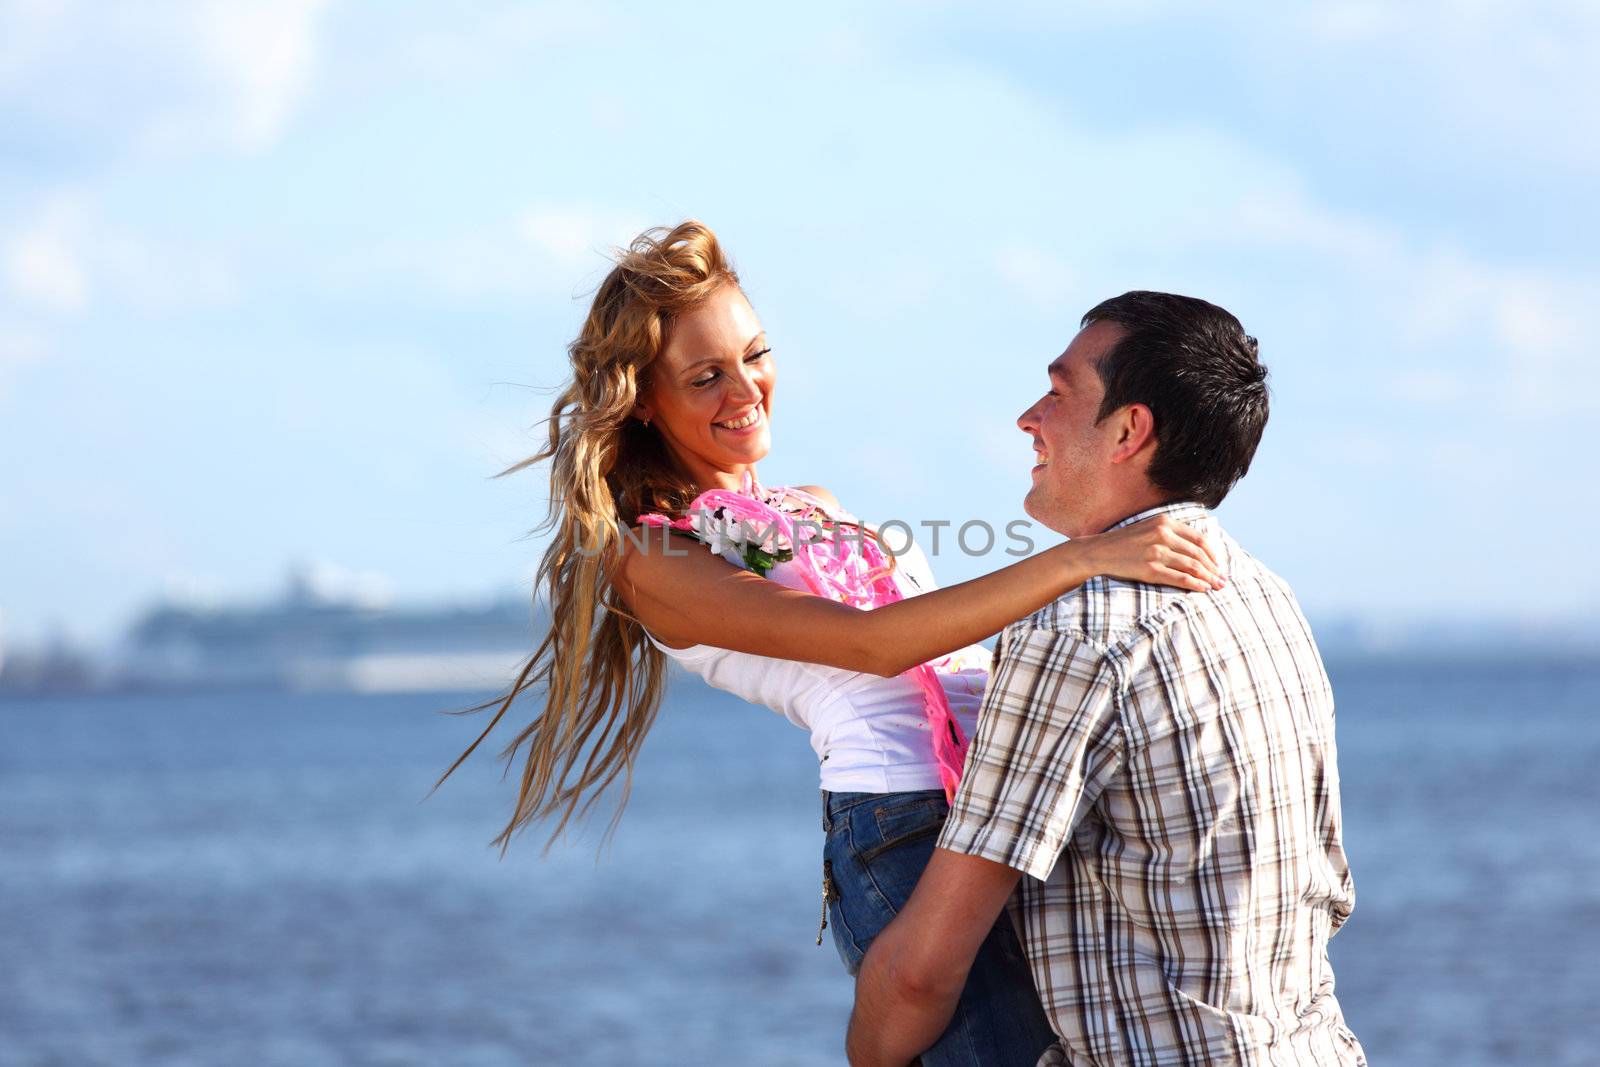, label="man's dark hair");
[1081,291,1269,509]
